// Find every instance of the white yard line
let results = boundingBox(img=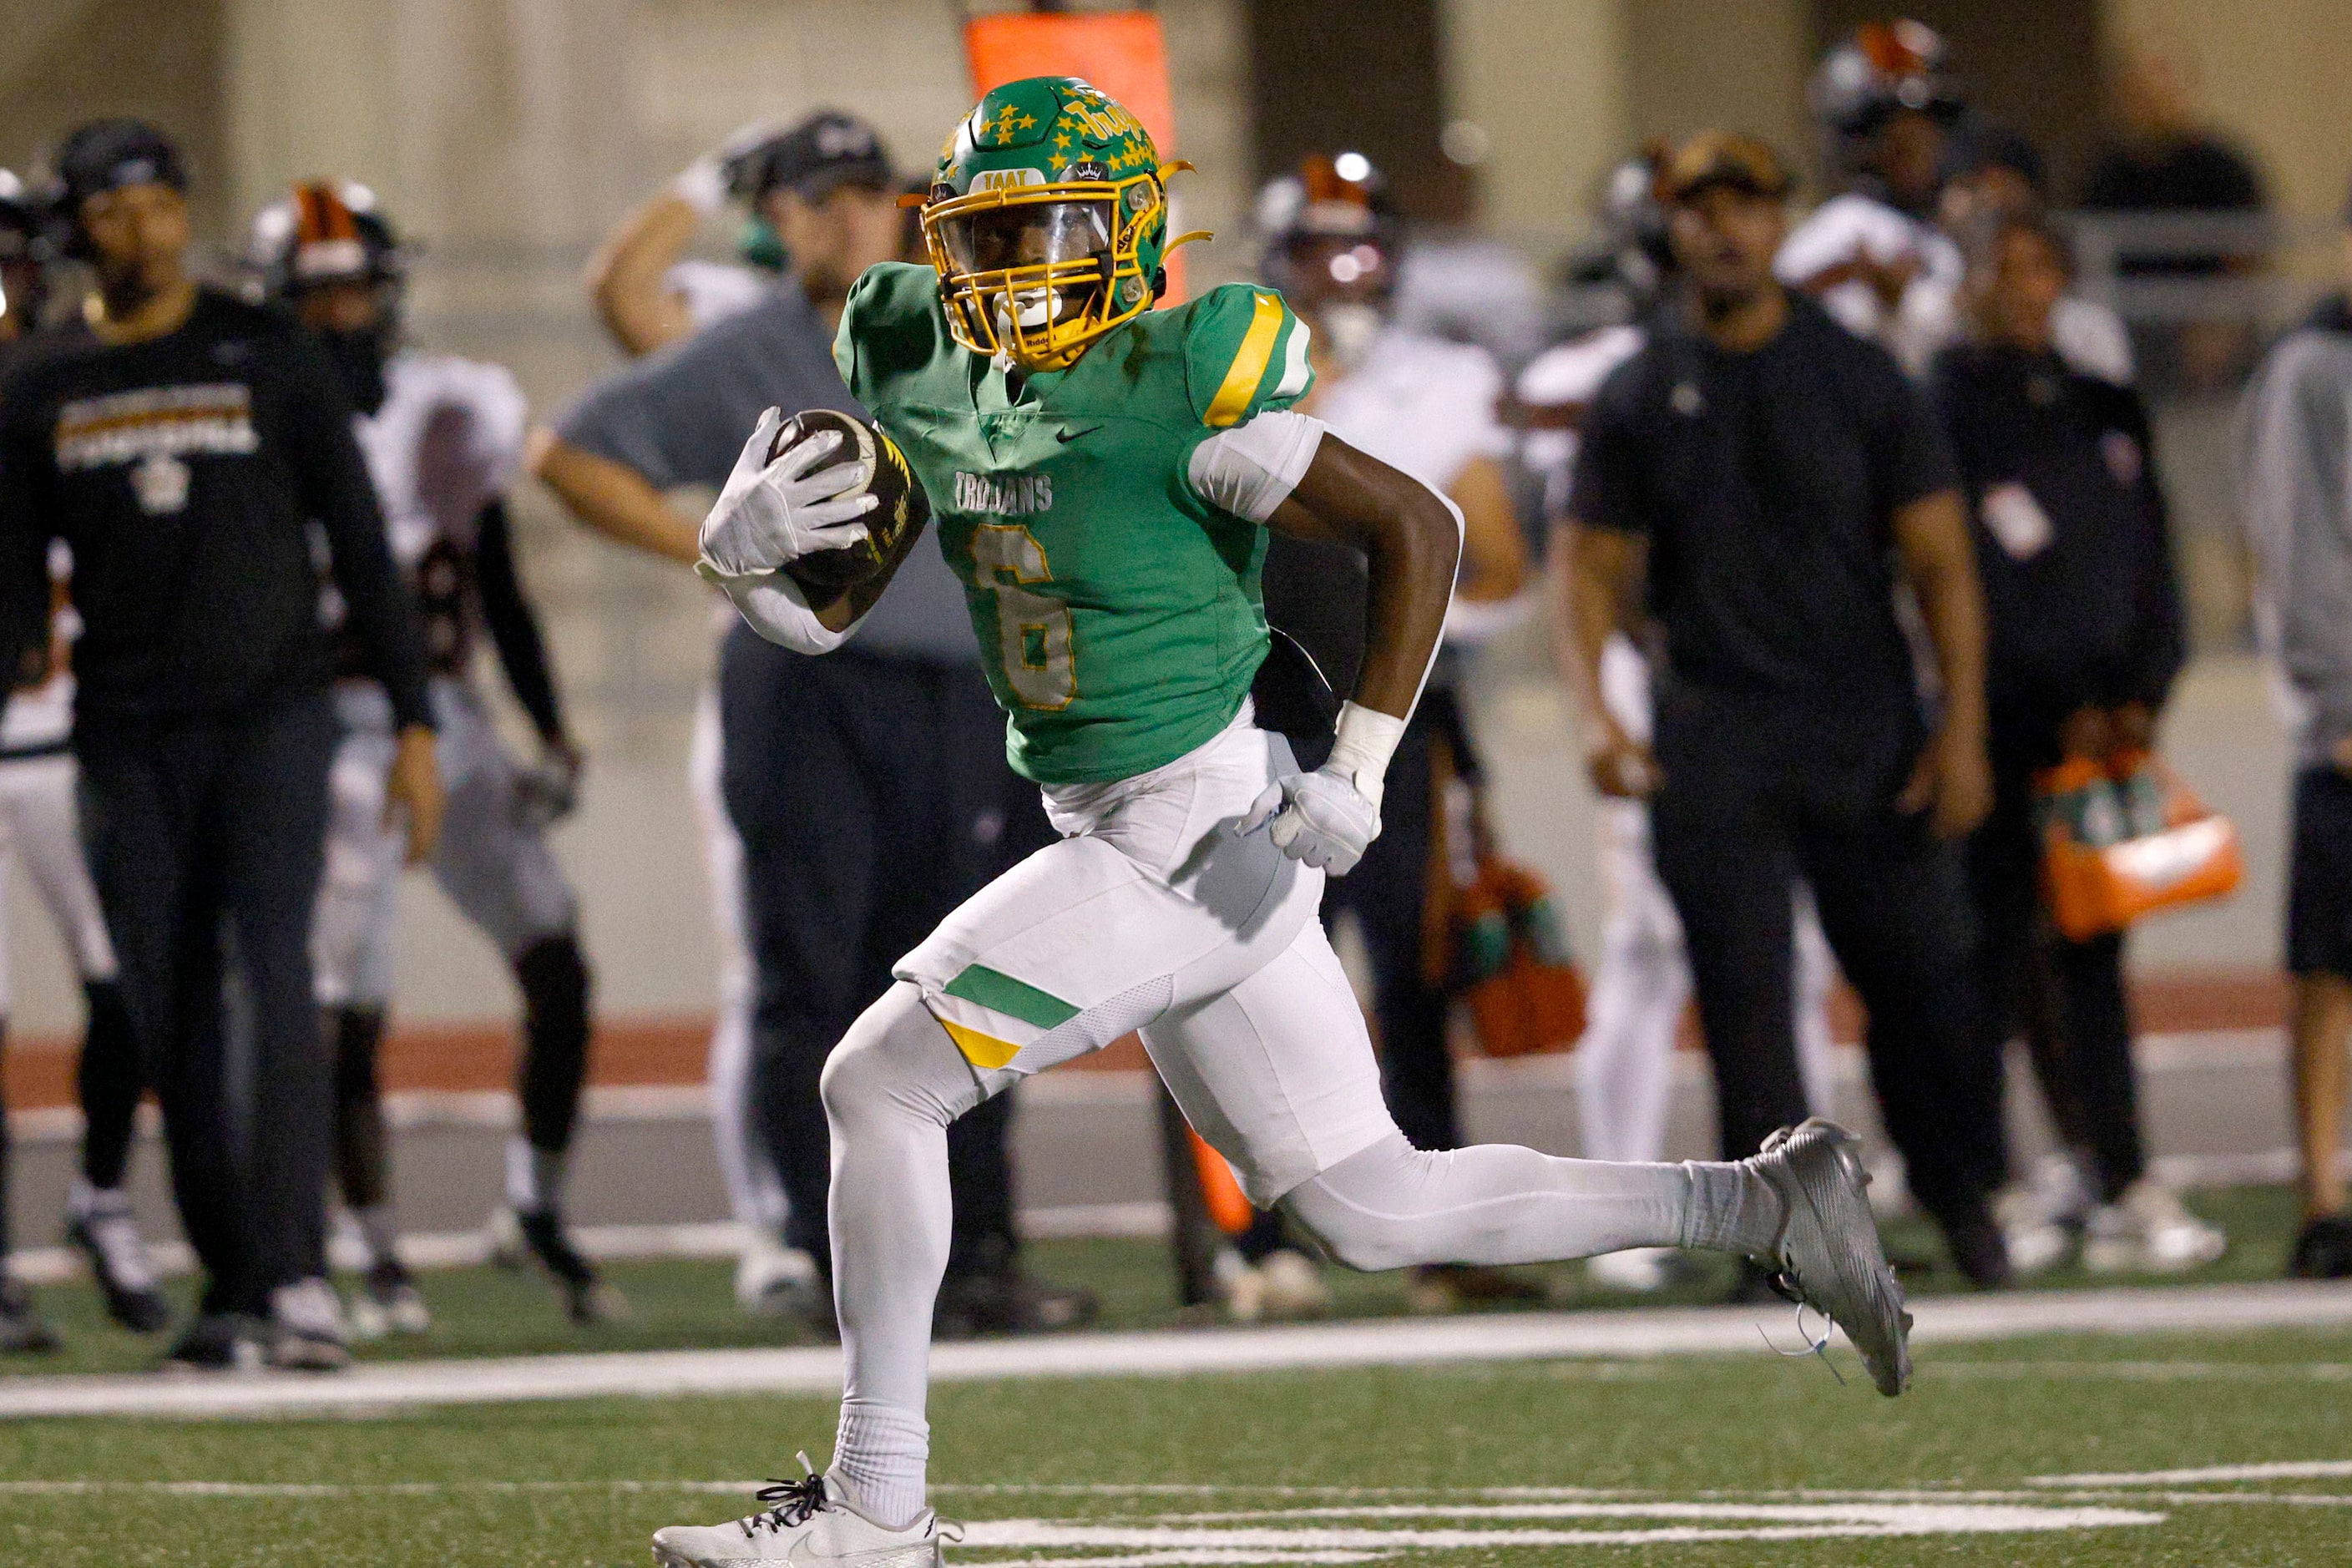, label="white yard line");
[1,1281,2349,1420]
[0,1481,2173,1552]
[1925,1359,2352,1380]
[2031,1459,2352,1486]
